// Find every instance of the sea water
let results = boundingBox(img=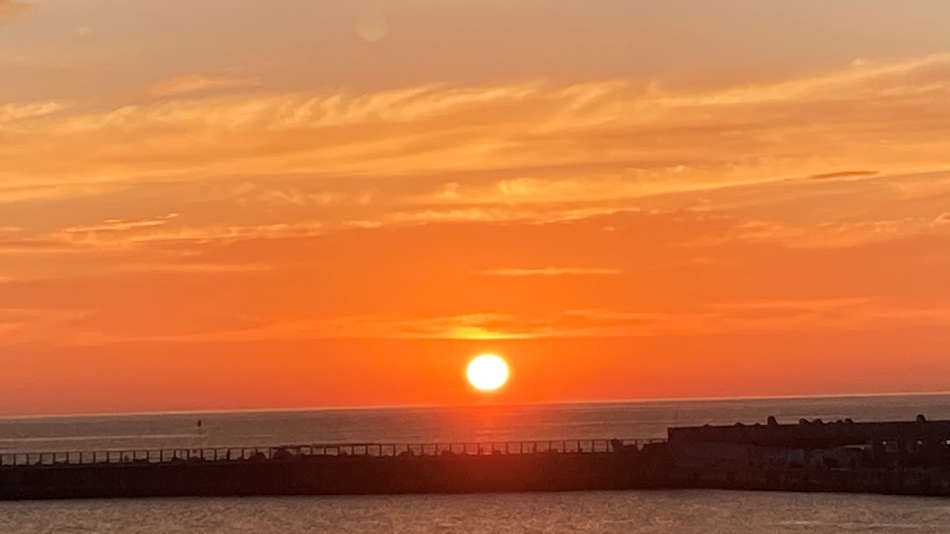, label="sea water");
[1,394,949,533]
